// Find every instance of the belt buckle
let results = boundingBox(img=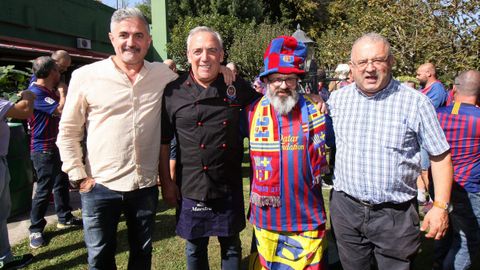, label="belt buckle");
[359,199,374,208]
